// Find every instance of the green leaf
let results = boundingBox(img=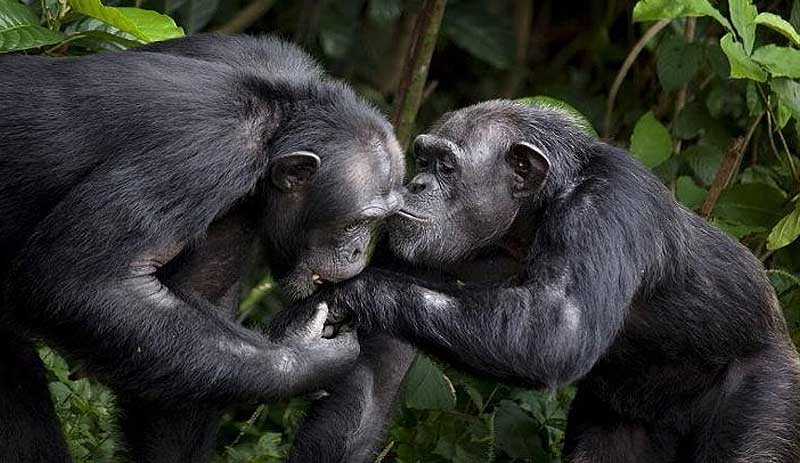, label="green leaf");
[714,183,786,227]
[768,205,800,250]
[494,401,544,459]
[68,0,184,43]
[63,17,140,51]
[773,78,800,120]
[517,96,598,138]
[175,0,219,33]
[443,3,514,69]
[403,355,456,410]
[656,34,703,91]
[632,0,731,30]
[777,102,792,130]
[752,45,800,78]
[683,142,723,186]
[755,12,800,47]
[676,176,708,209]
[730,0,758,54]
[746,81,764,116]
[629,111,672,168]
[368,0,402,24]
[0,0,64,52]
[720,33,767,81]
